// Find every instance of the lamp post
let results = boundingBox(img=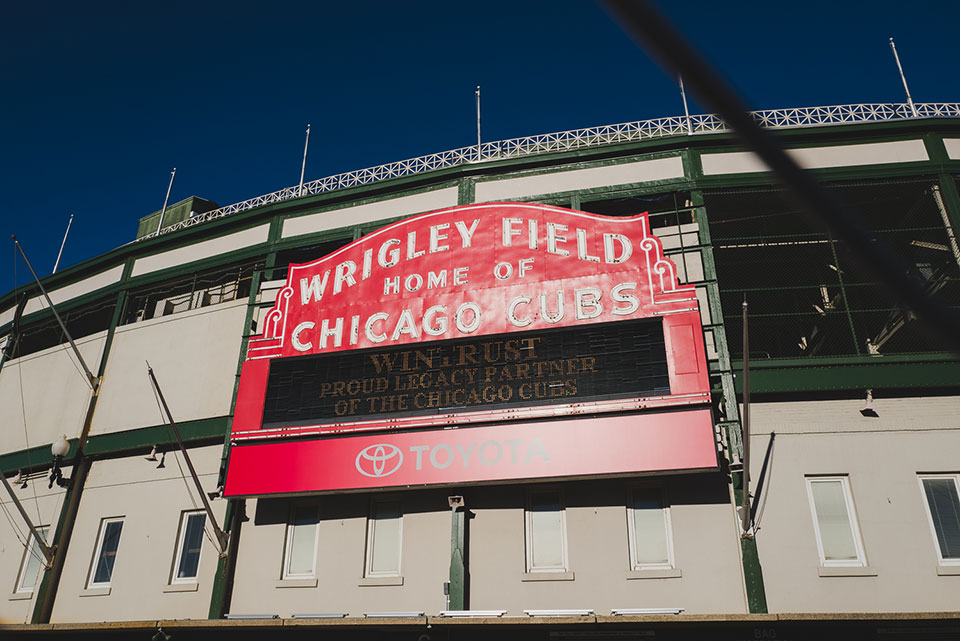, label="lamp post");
[49,435,70,489]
